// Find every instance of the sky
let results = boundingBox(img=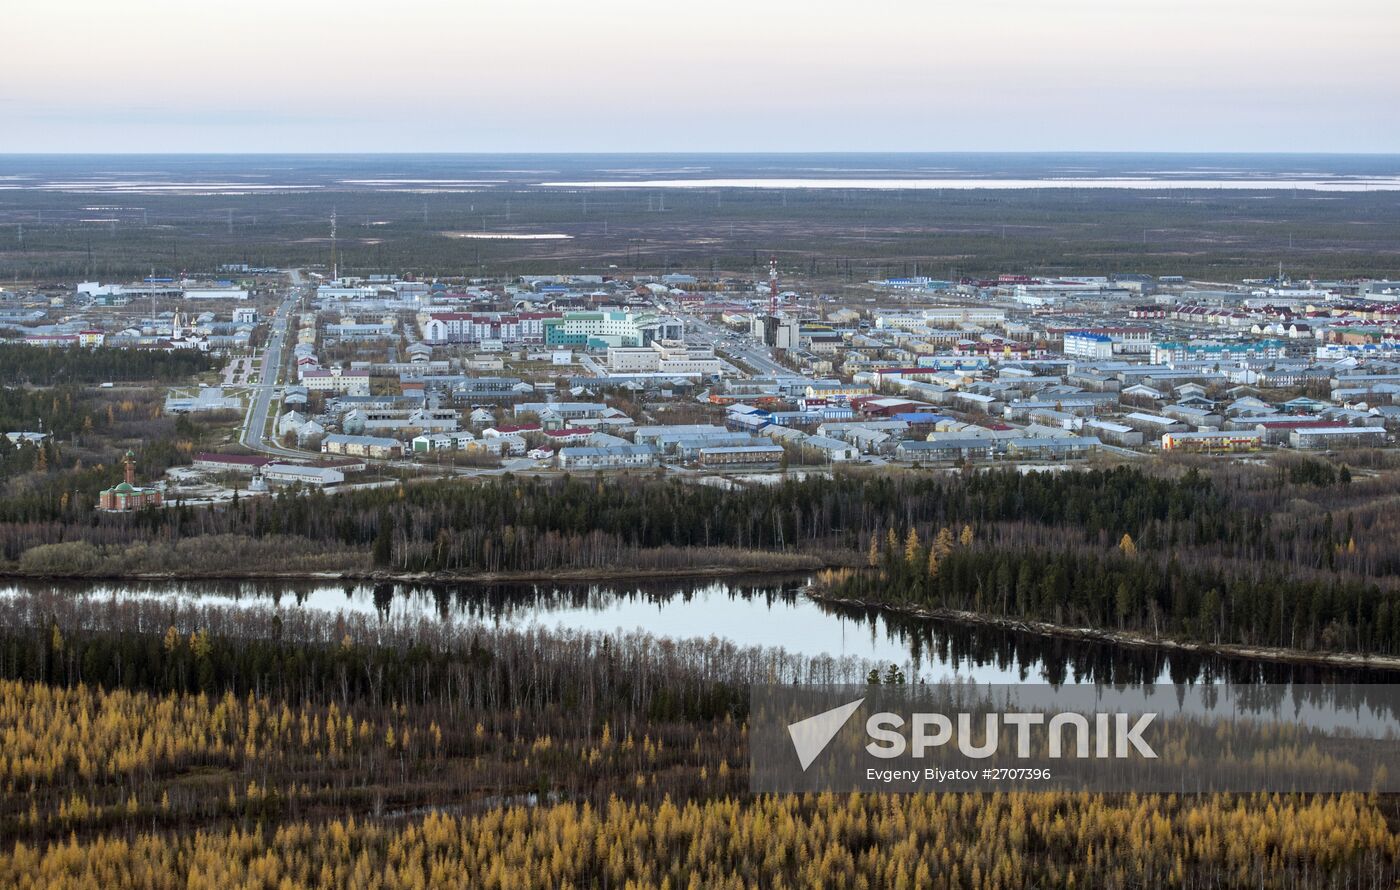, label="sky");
[4,0,1398,153]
